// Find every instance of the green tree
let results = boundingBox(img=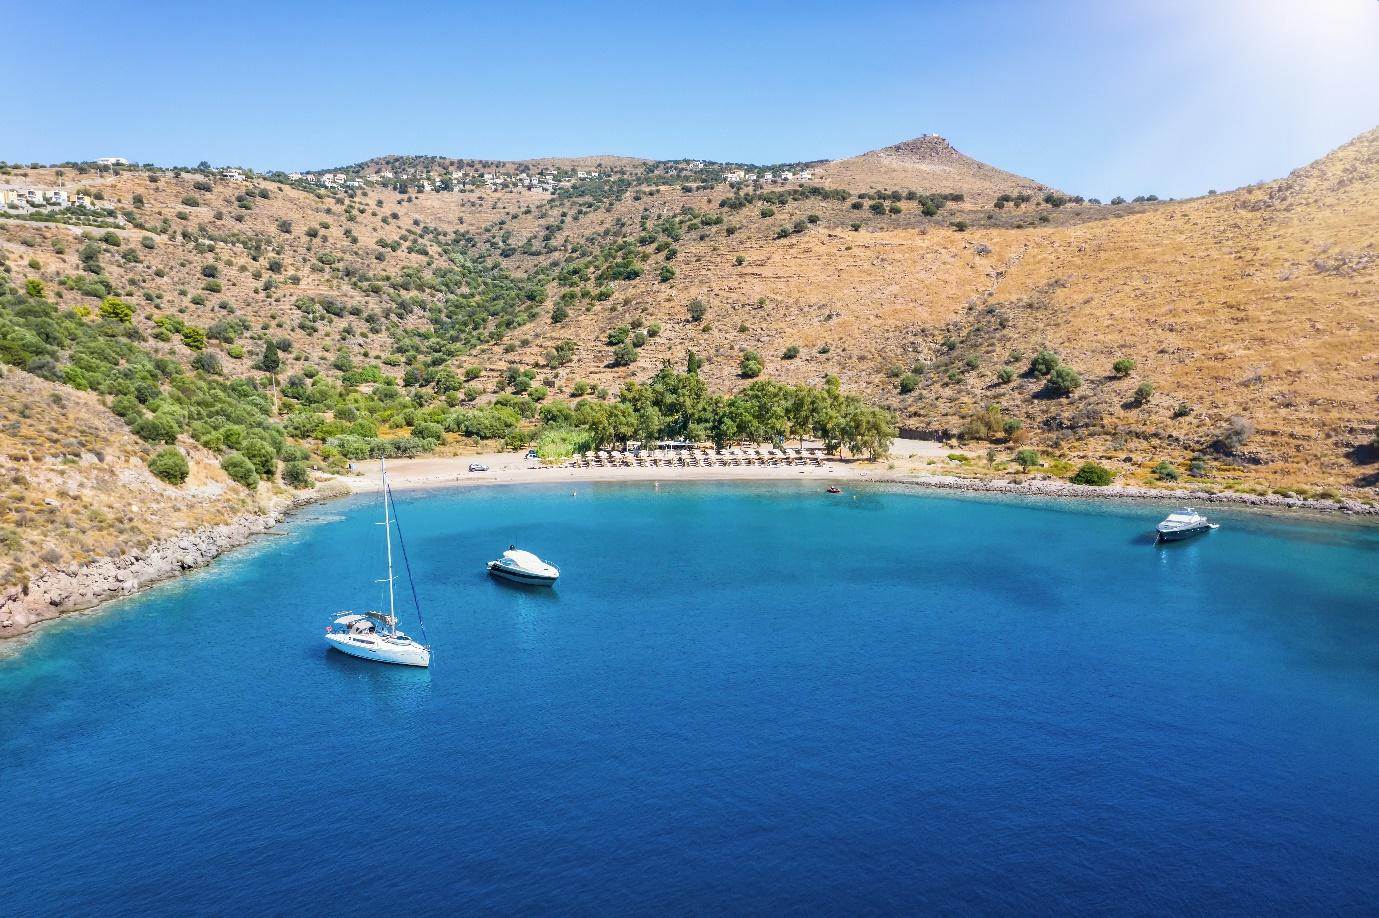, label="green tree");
[611,341,638,366]
[739,351,764,378]
[147,447,189,485]
[240,439,278,480]
[259,338,281,373]
[282,460,313,488]
[25,278,44,298]
[1014,448,1040,469]
[842,405,897,459]
[221,452,259,490]
[686,350,704,375]
[1070,462,1113,486]
[687,299,707,322]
